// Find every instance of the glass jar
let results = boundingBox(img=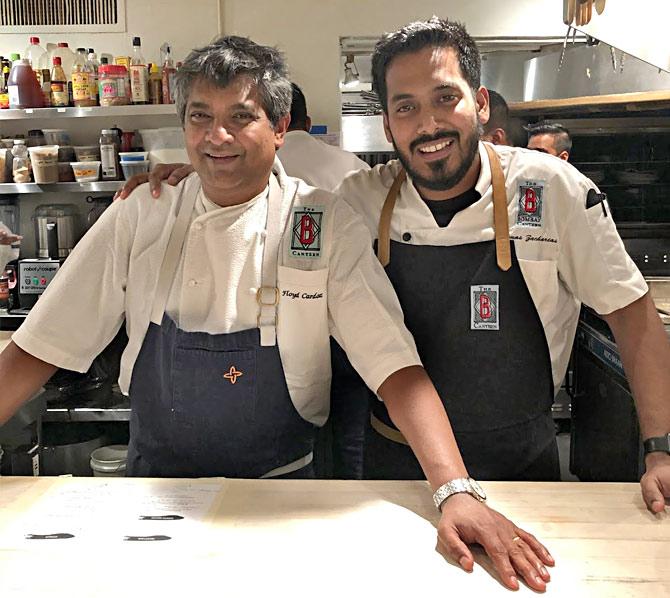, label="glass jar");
[98,64,130,106]
[11,140,31,184]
